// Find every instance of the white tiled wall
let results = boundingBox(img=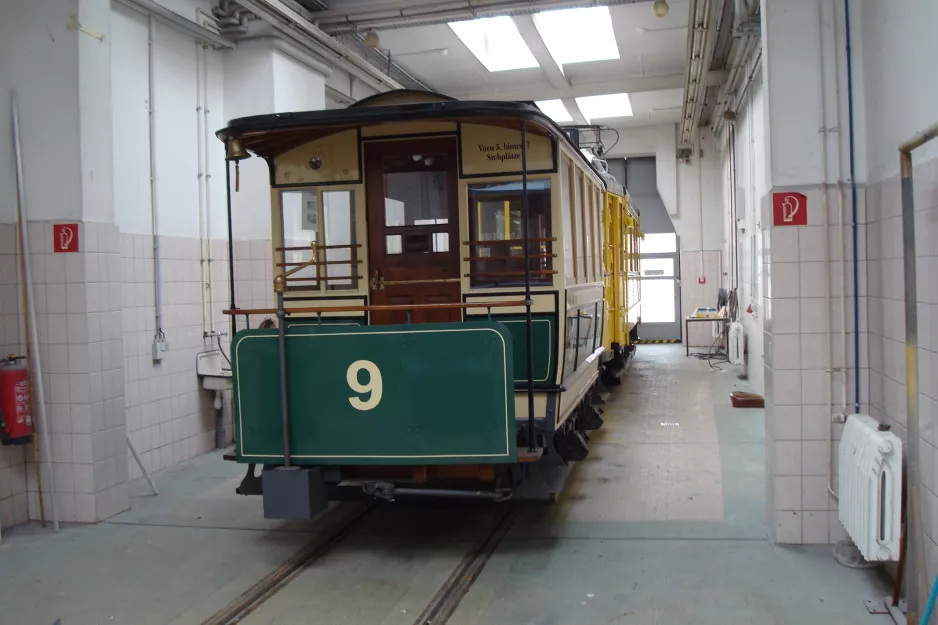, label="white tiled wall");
[119,235,272,483]
[0,224,273,532]
[0,223,28,529]
[232,239,275,329]
[120,234,234,480]
[762,187,869,544]
[13,222,130,523]
[866,155,938,578]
